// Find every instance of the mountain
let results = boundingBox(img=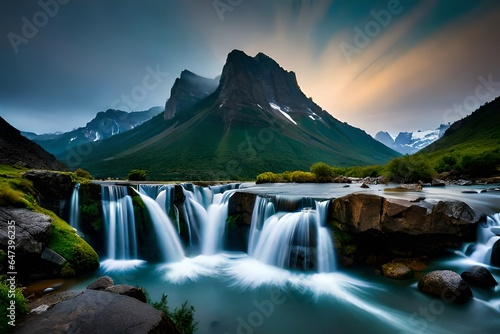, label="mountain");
[375,124,450,154]
[420,97,500,155]
[25,107,162,155]
[164,70,219,120]
[67,50,399,180]
[0,117,67,170]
